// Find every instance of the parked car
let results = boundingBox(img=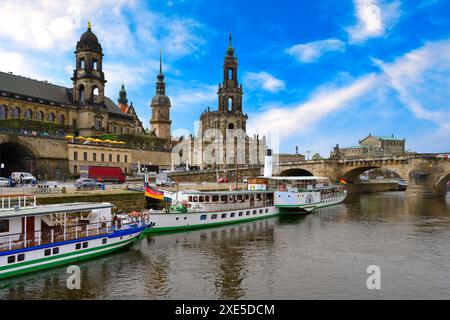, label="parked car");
[0,177,9,187]
[74,178,101,190]
[155,173,177,187]
[217,177,229,183]
[11,172,37,185]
